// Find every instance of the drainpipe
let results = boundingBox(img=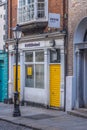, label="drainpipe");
[64,34,67,111]
[63,0,68,111]
[5,0,8,100]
